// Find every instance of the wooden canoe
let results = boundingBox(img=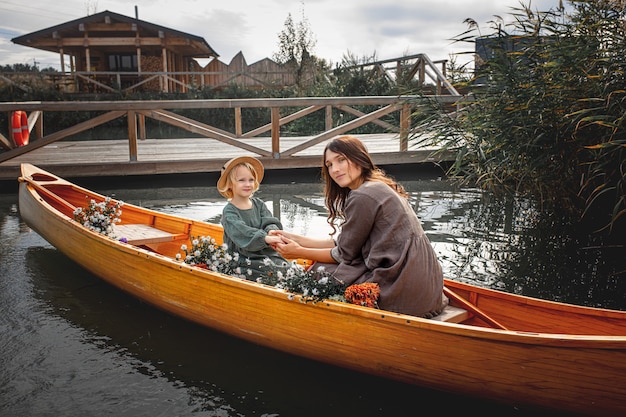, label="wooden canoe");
[17,163,626,417]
